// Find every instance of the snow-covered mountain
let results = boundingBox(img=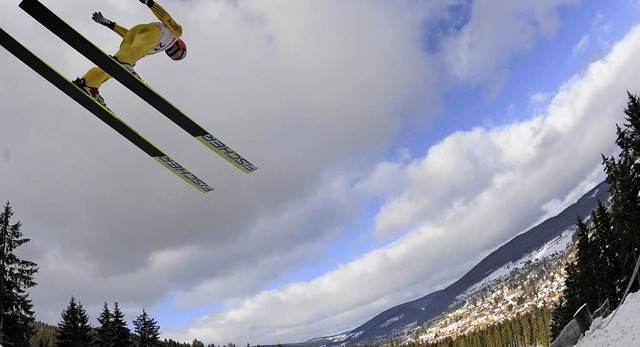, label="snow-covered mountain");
[458,225,575,303]
[299,181,610,347]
